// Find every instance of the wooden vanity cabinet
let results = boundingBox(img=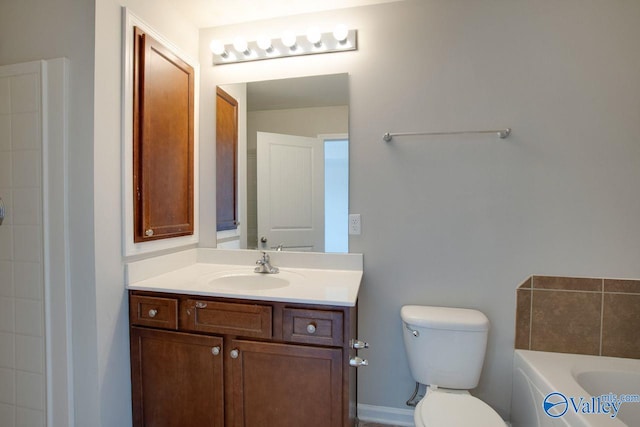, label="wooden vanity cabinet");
[129,291,358,427]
